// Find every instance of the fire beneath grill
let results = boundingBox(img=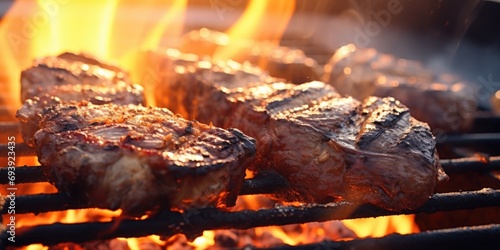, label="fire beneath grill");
[1,0,500,249]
